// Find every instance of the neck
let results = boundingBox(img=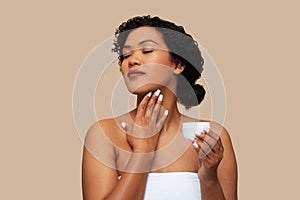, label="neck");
[134,87,182,133]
